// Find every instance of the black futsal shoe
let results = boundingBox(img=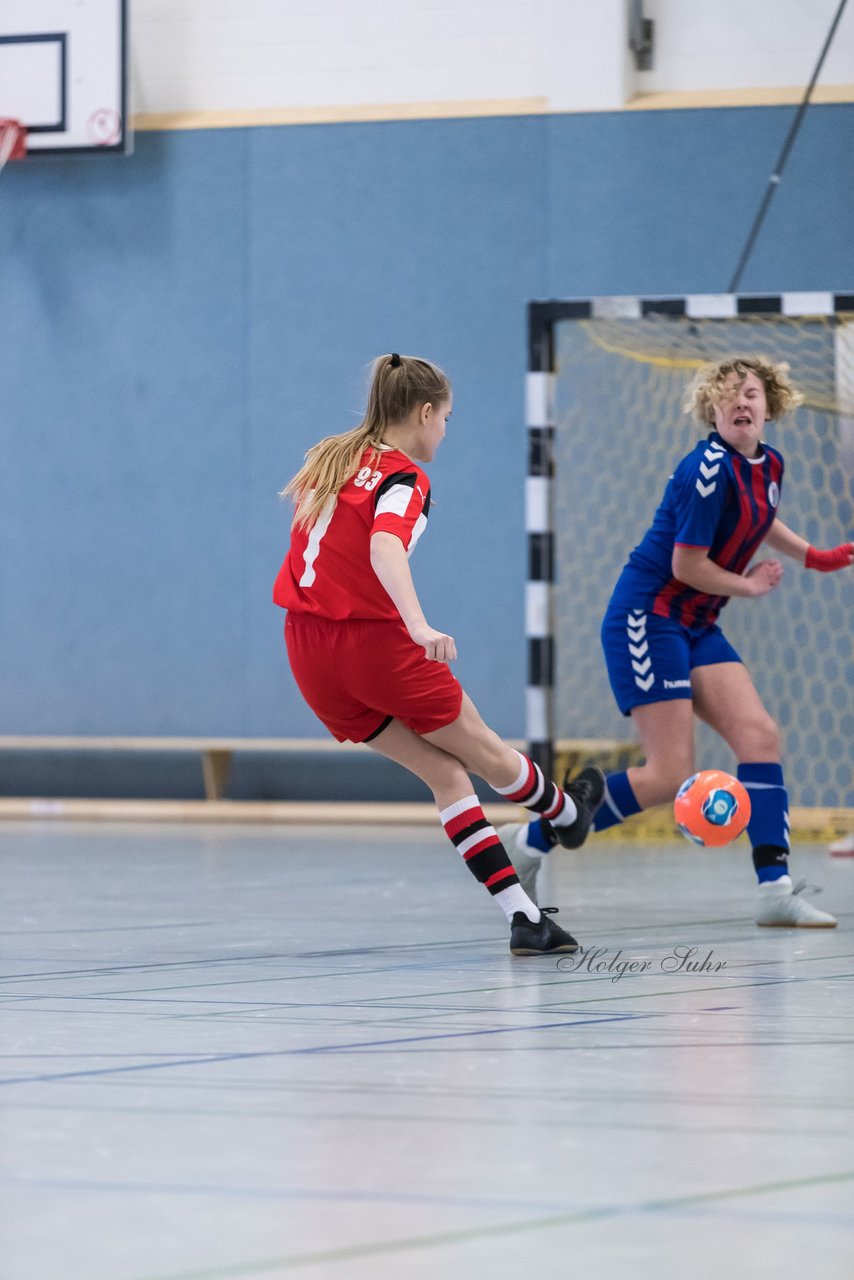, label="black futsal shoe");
[544,765,606,850]
[510,907,579,955]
